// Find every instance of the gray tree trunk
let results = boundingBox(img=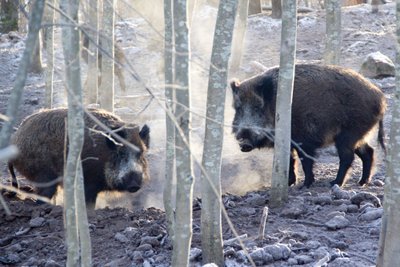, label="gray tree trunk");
[200,1,238,265]
[229,0,249,73]
[376,3,400,266]
[85,0,99,105]
[270,0,297,207]
[44,0,55,108]
[163,0,175,240]
[28,33,43,73]
[98,0,115,112]
[60,0,92,265]
[271,0,282,19]
[248,0,261,15]
[0,0,45,149]
[172,0,194,266]
[324,0,341,65]
[0,0,19,32]
[372,0,379,13]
